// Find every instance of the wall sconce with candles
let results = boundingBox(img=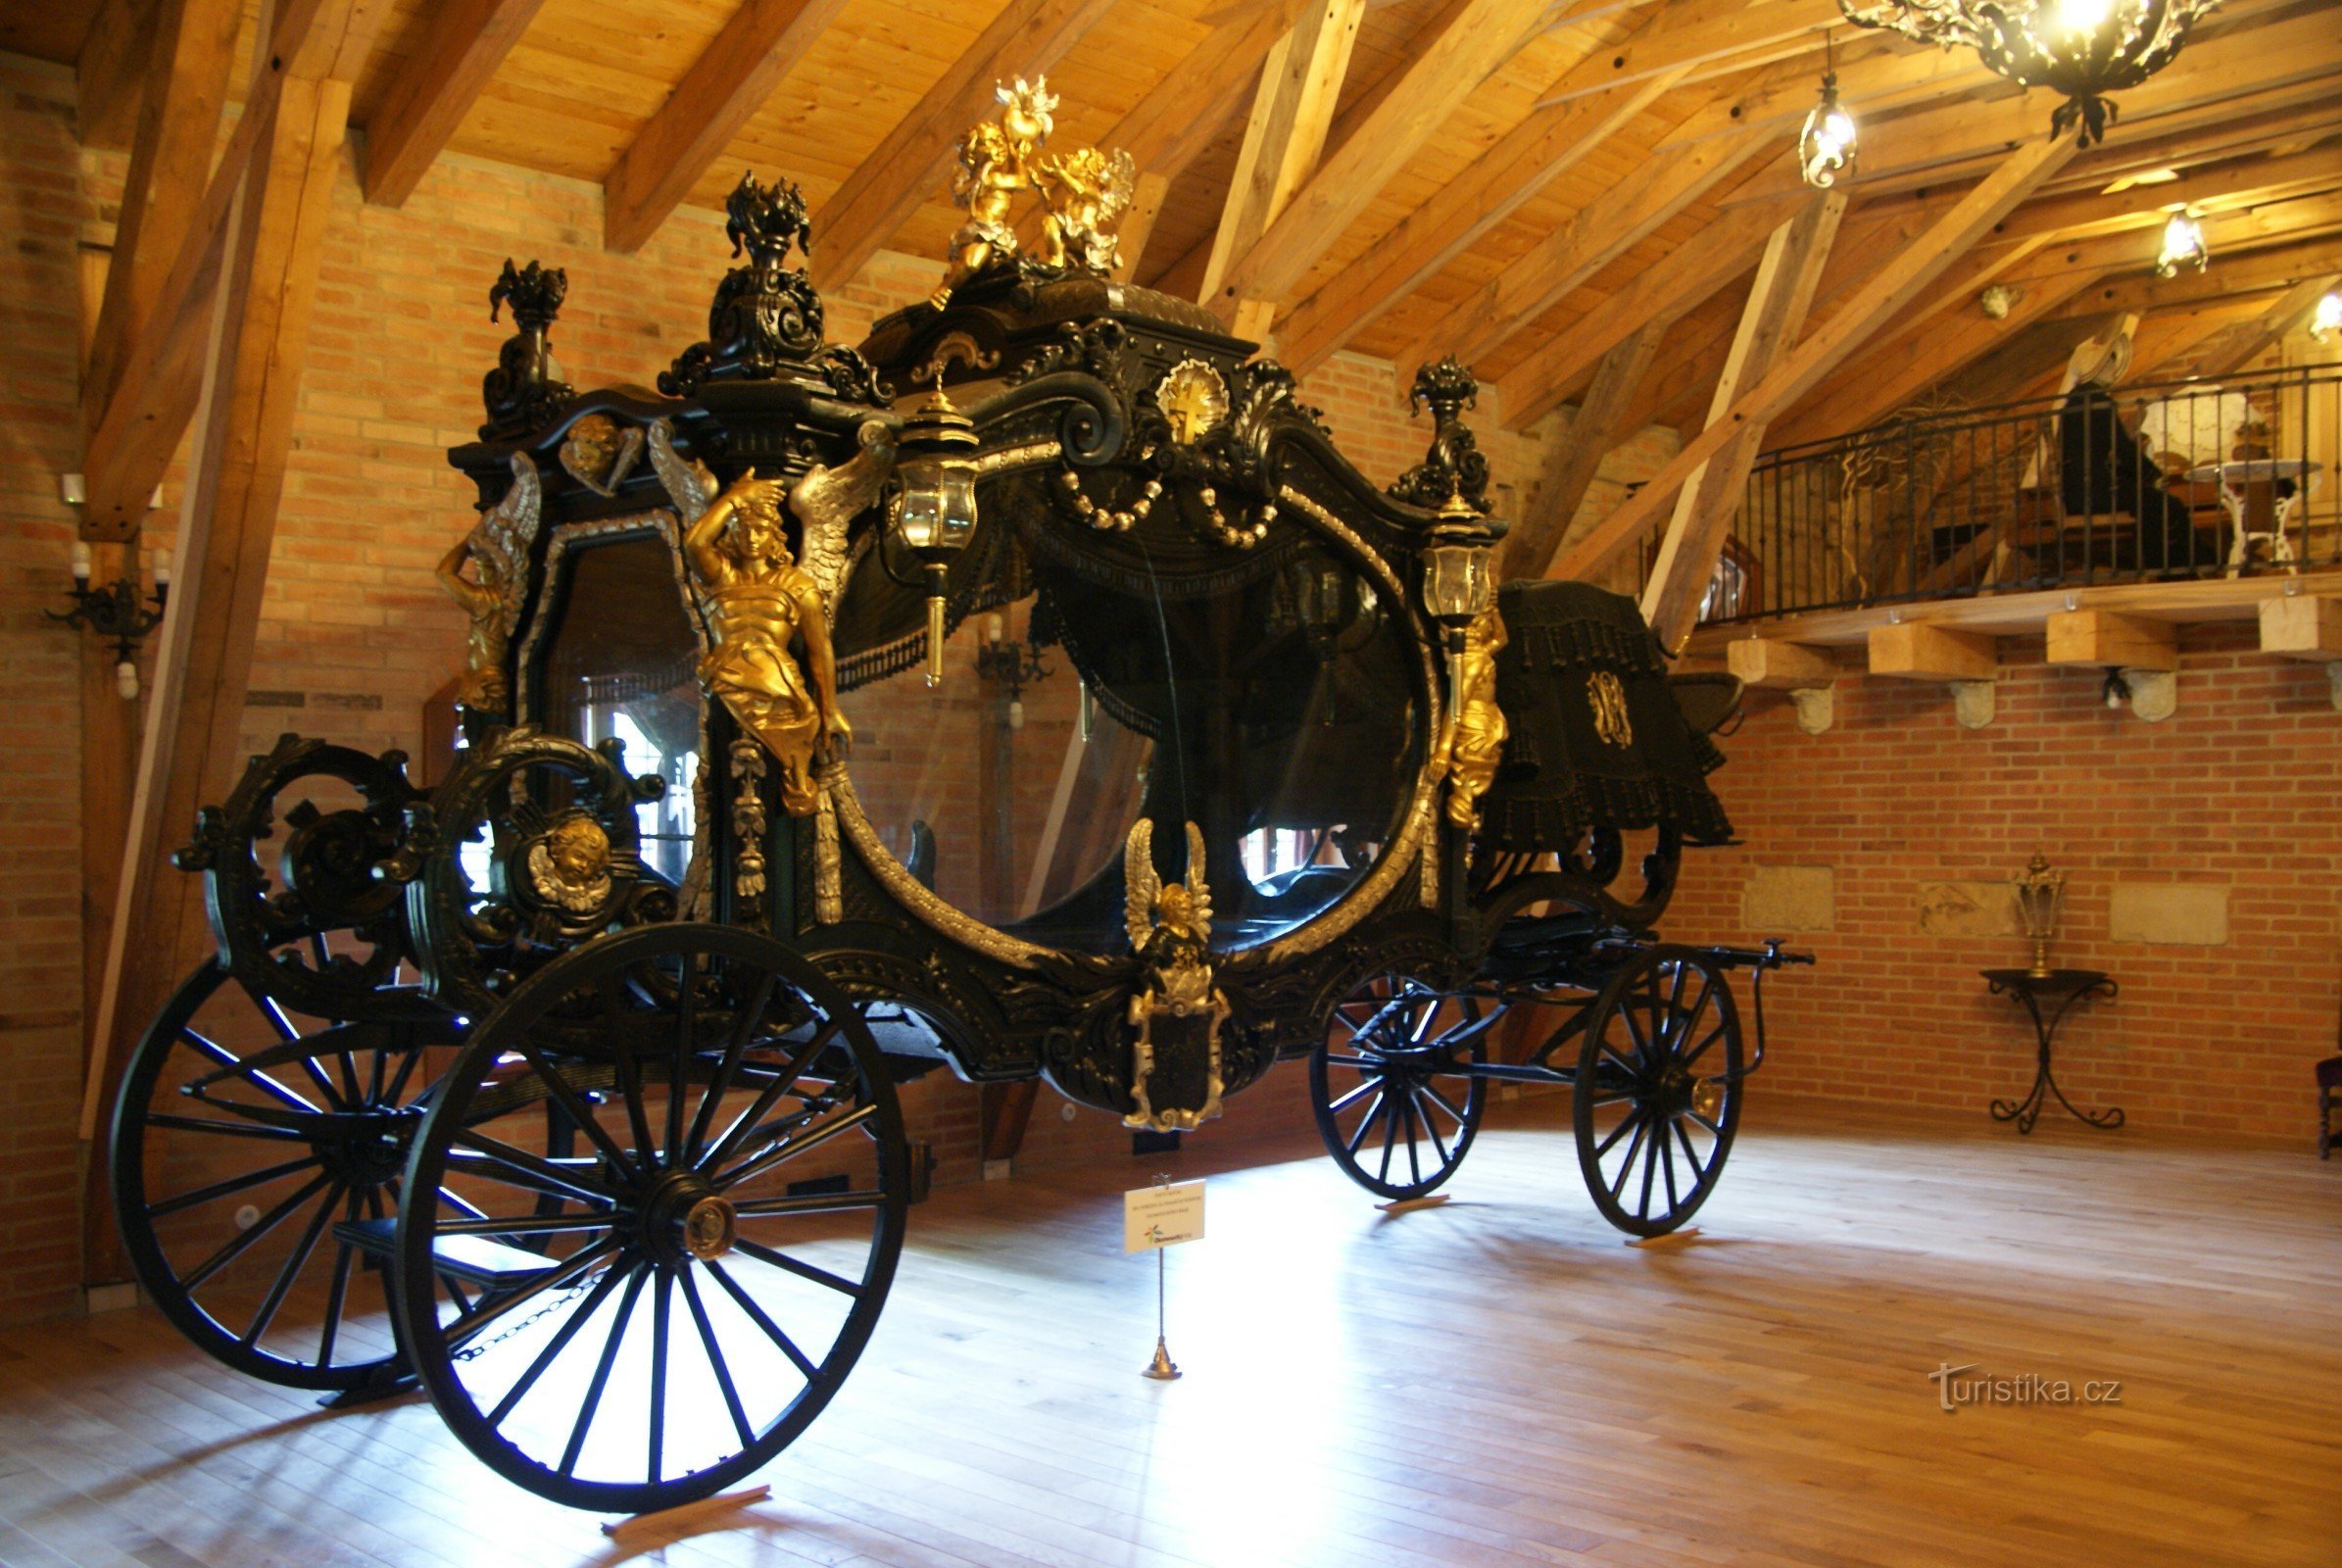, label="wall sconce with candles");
[973,612,1051,729]
[49,540,170,699]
